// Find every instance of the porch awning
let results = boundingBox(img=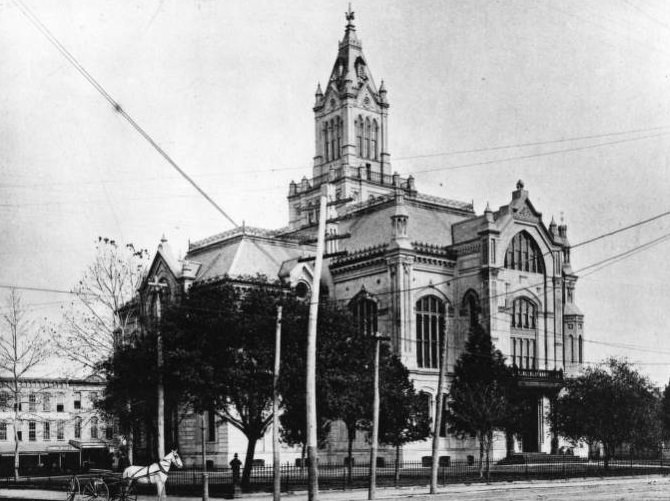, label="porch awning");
[68,439,108,450]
